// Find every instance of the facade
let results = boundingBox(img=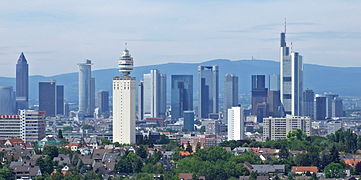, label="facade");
[138,81,144,120]
[280,27,303,116]
[198,65,219,118]
[112,48,136,144]
[223,74,239,124]
[303,89,314,118]
[96,90,109,118]
[171,75,193,121]
[314,95,327,120]
[16,52,29,110]
[325,94,338,119]
[269,74,280,91]
[78,59,94,117]
[332,97,343,118]
[0,86,15,115]
[263,115,311,141]
[160,74,167,119]
[0,110,46,142]
[251,75,268,122]
[183,111,195,131]
[56,85,64,115]
[90,78,96,116]
[267,90,282,117]
[39,81,56,117]
[227,106,244,141]
[143,69,167,119]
